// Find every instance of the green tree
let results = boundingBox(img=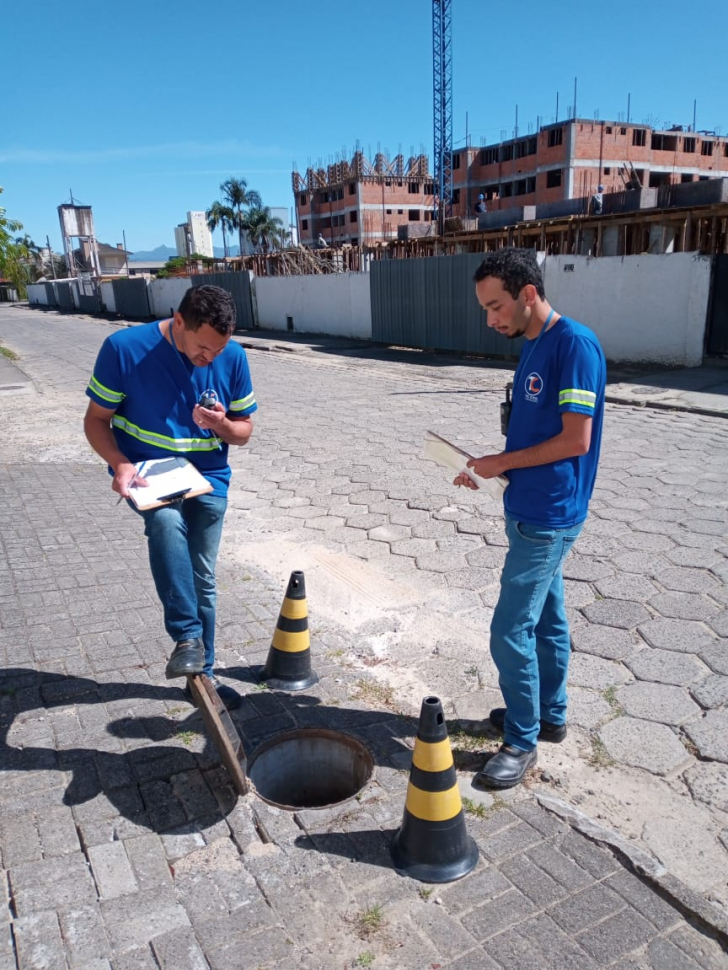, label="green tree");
[219,177,262,255]
[0,187,29,294]
[205,201,235,259]
[241,206,284,253]
[156,256,191,279]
